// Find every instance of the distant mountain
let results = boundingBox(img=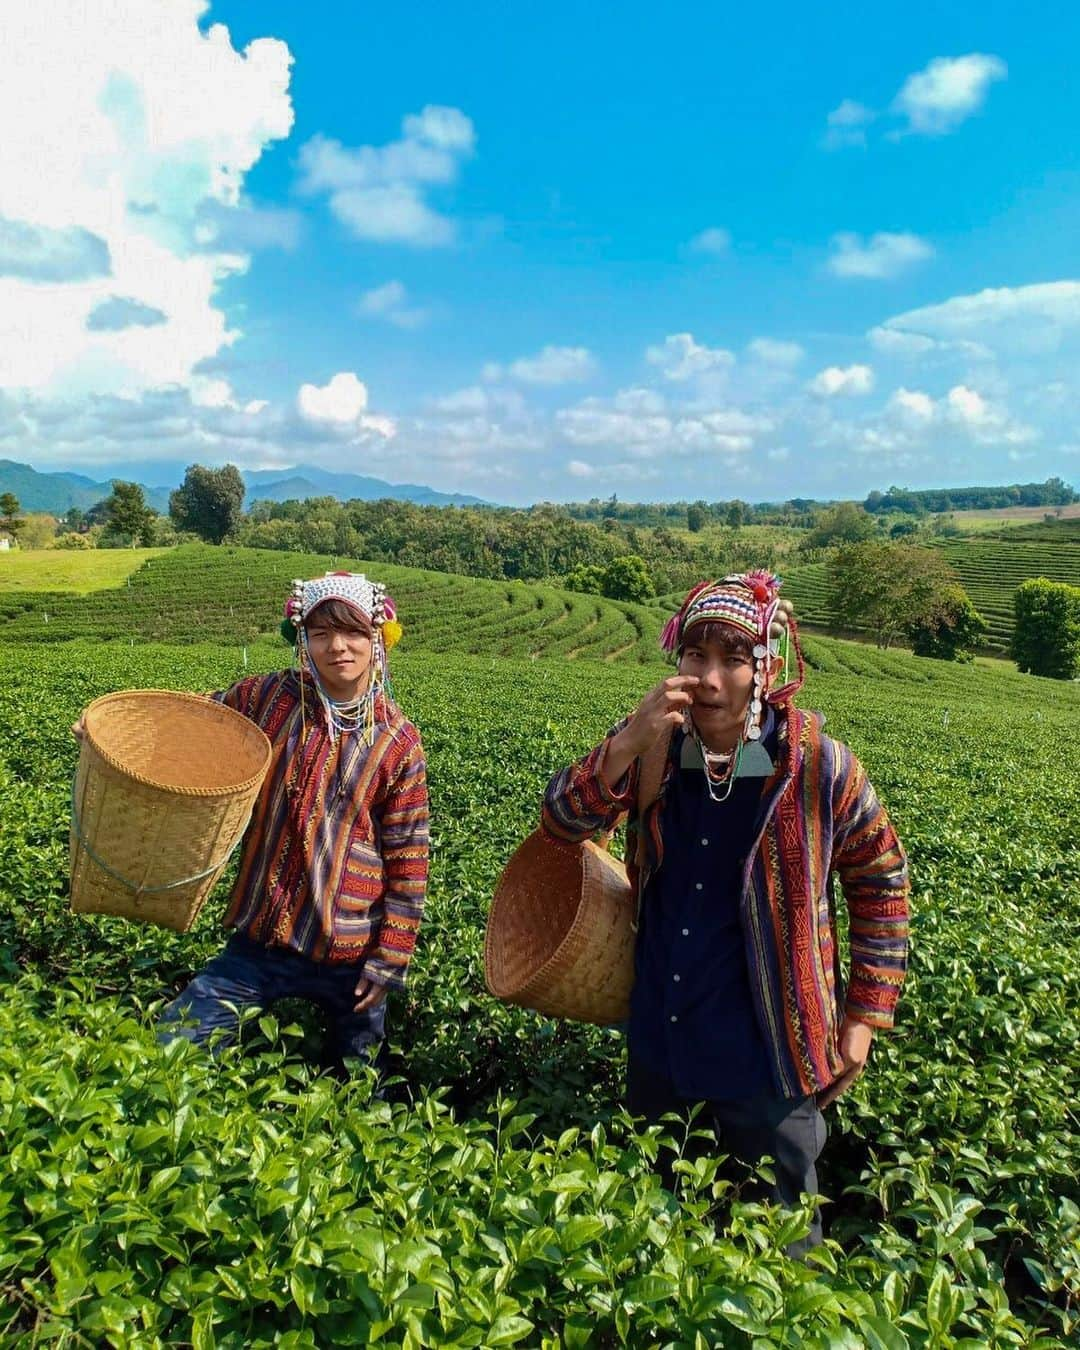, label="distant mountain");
[0,458,487,516]
[241,466,488,507]
[0,459,171,514]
